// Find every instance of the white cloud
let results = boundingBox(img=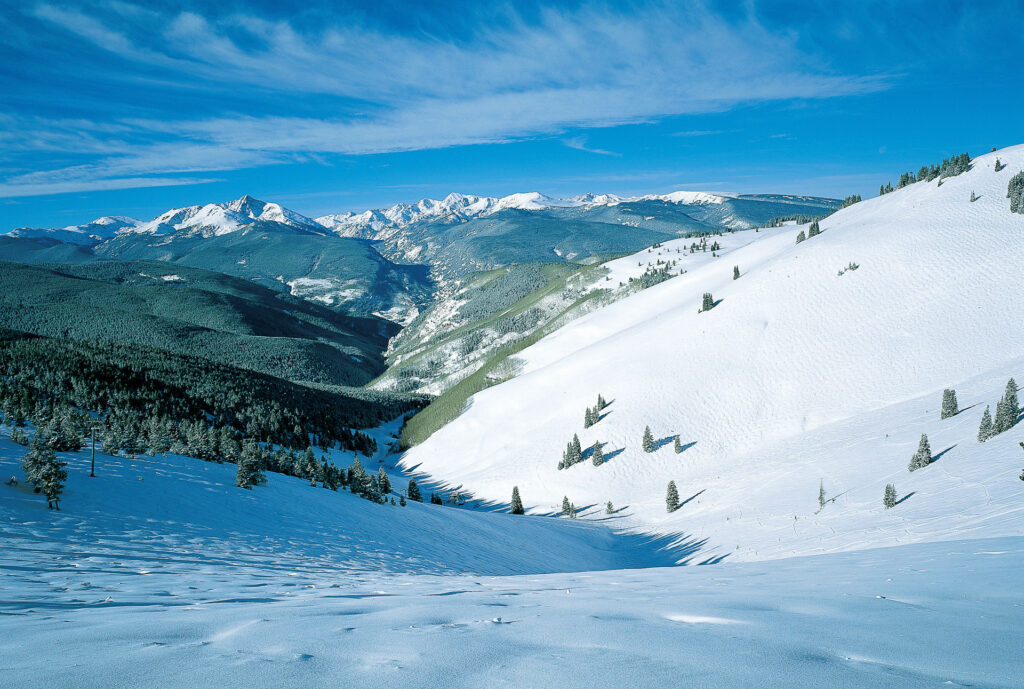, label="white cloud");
[7,1,889,197]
